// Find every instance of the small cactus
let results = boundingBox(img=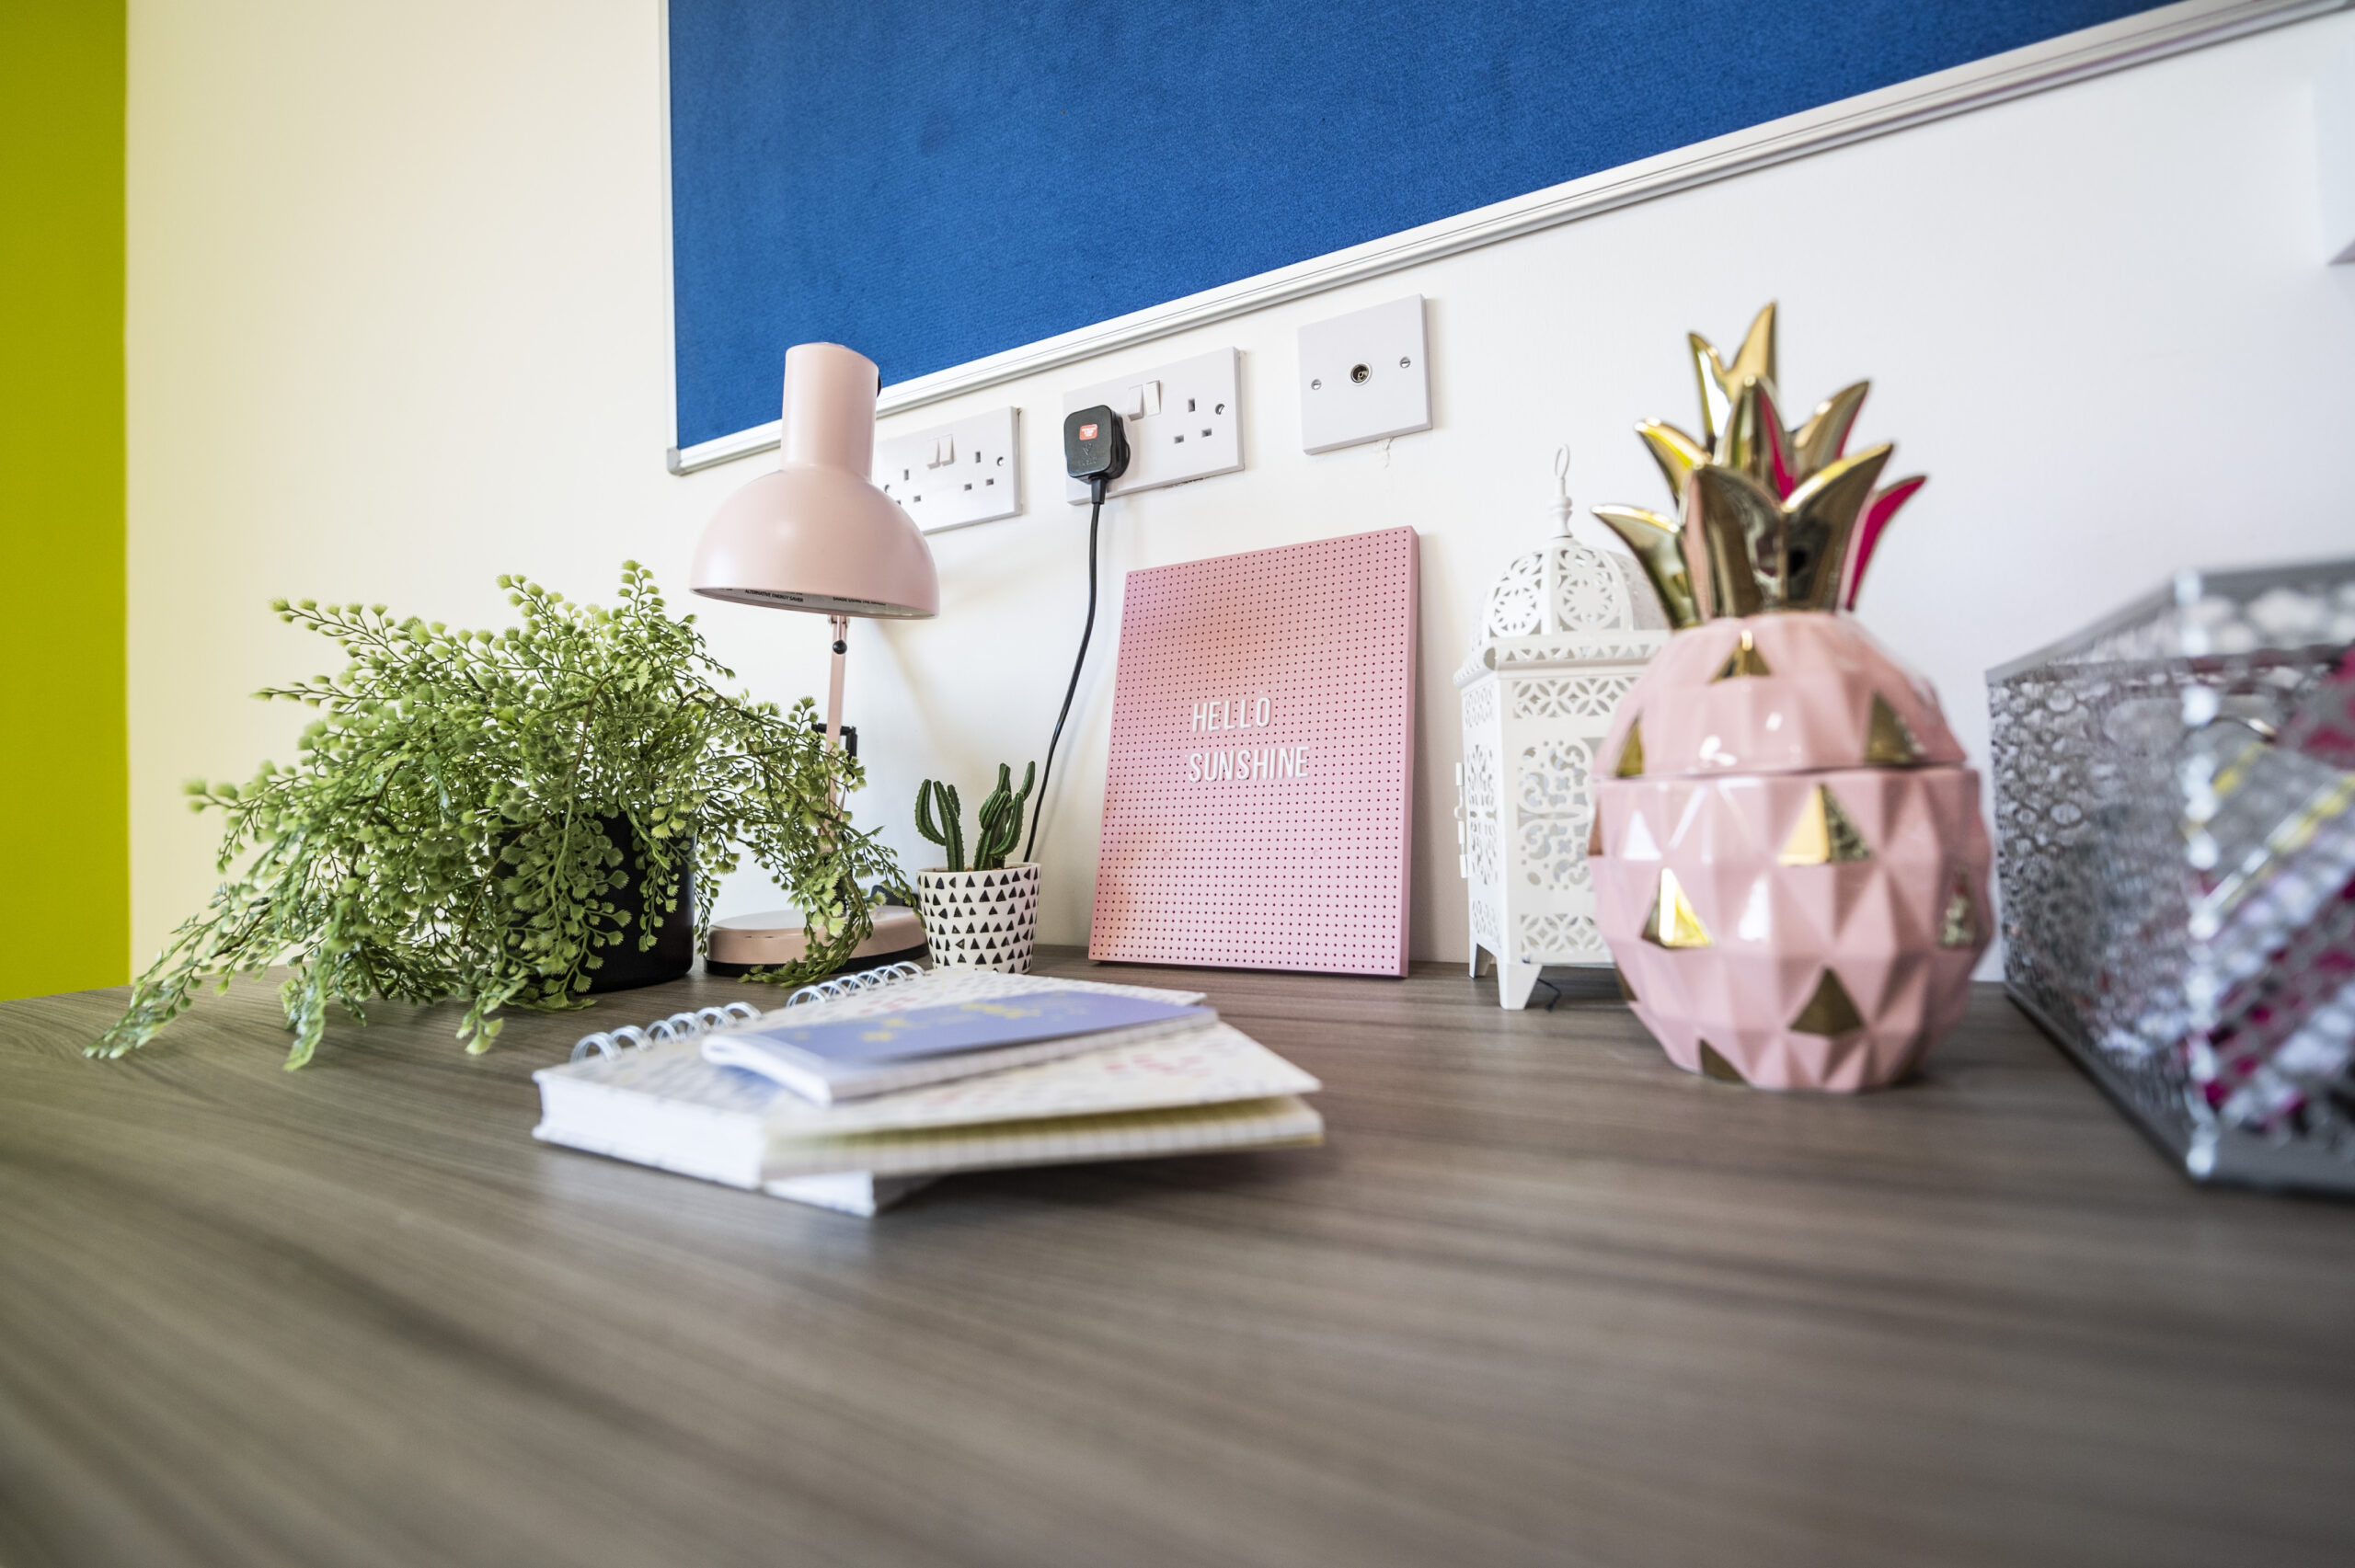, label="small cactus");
[914,778,964,871]
[972,761,1035,871]
[914,763,1035,874]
